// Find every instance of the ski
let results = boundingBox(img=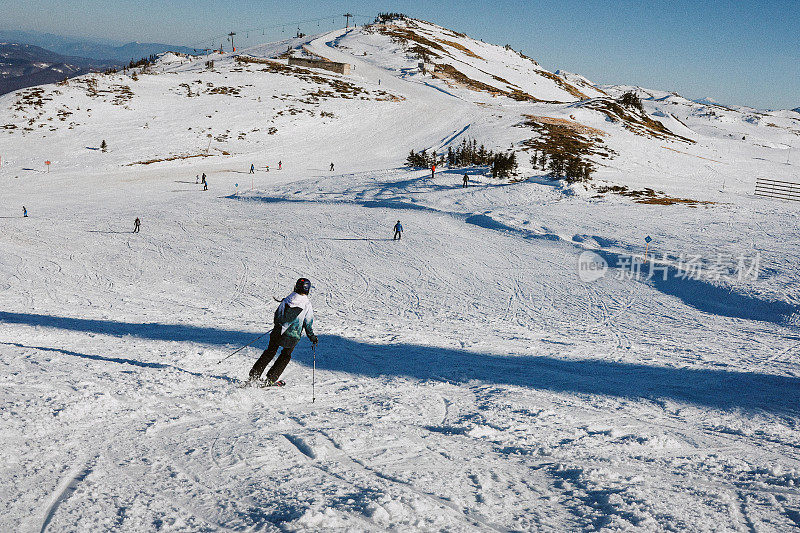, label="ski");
[259,380,285,388]
[239,379,285,389]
